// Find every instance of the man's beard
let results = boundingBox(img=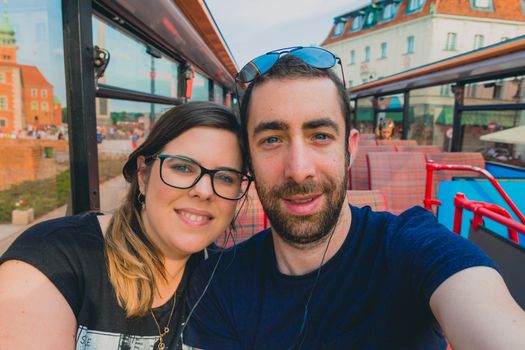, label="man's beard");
[255,170,348,248]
